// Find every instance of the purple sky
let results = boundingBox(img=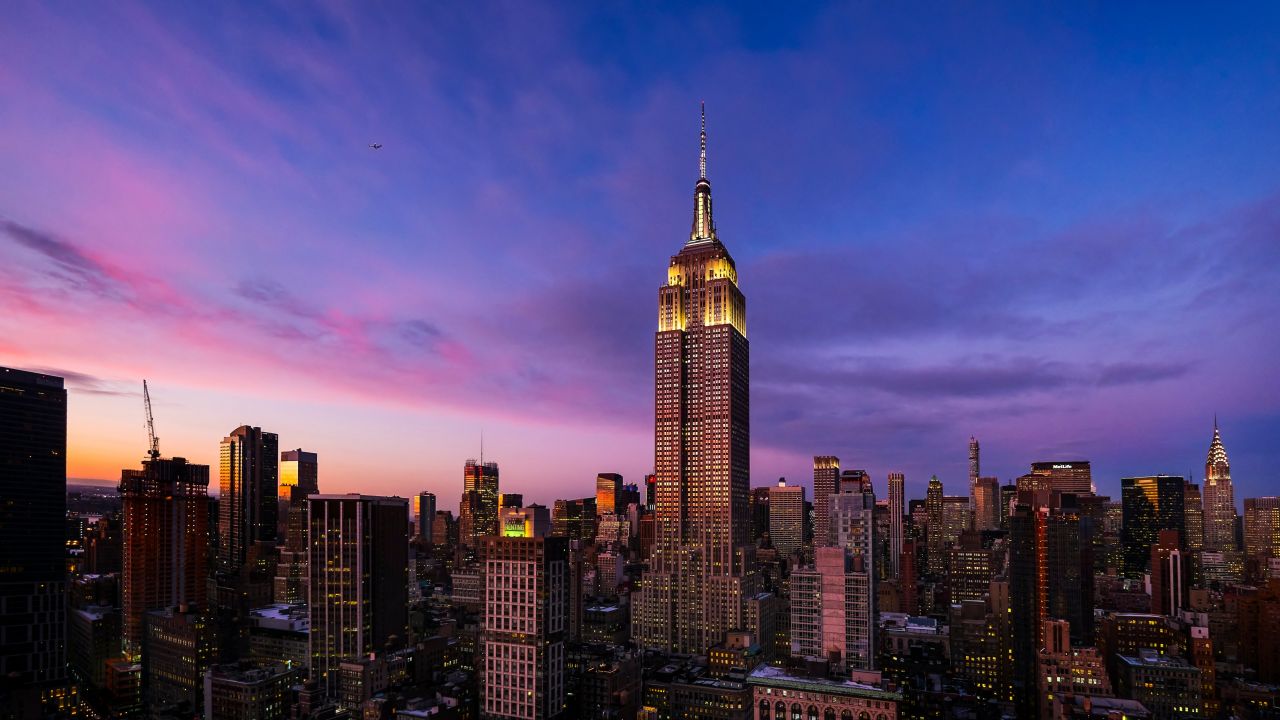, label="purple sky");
[3,2,1278,509]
